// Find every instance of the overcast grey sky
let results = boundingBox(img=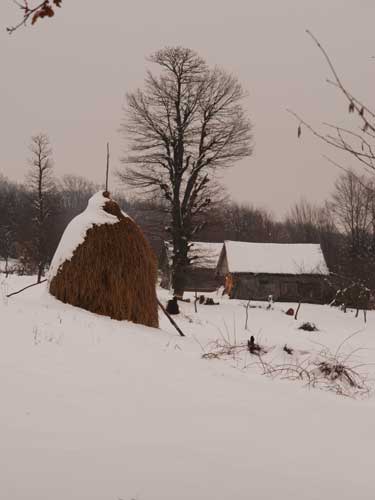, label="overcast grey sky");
[1,1,374,215]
